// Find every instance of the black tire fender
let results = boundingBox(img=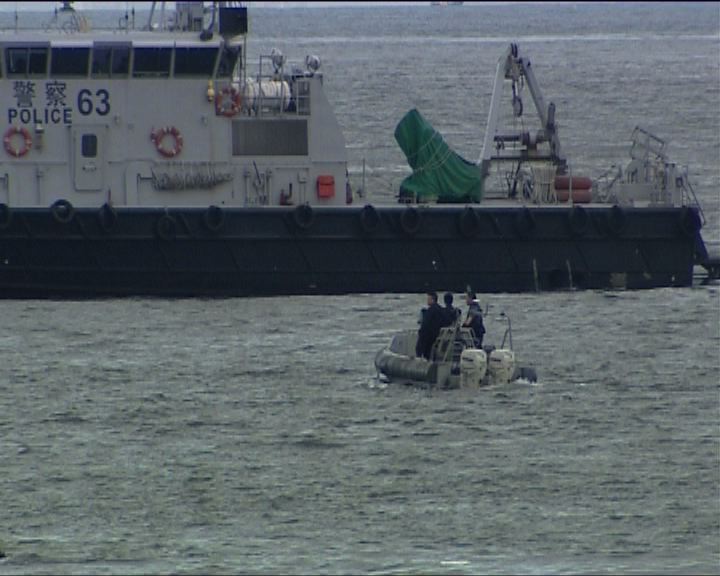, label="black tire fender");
[203,205,225,233]
[359,204,380,234]
[156,213,177,241]
[458,206,480,238]
[568,205,589,236]
[0,203,11,230]
[51,199,75,225]
[514,206,535,238]
[293,203,314,230]
[400,206,421,236]
[97,203,117,233]
[607,204,625,236]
